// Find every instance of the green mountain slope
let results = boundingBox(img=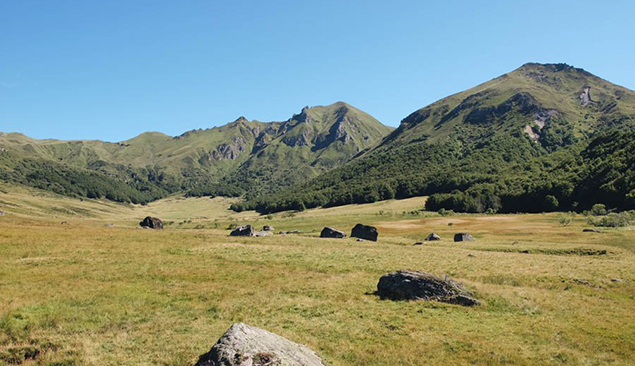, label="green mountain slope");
[238,63,635,213]
[0,102,392,203]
